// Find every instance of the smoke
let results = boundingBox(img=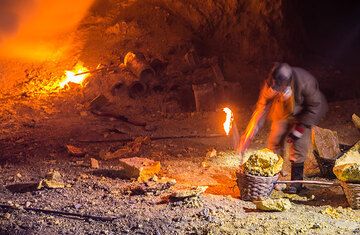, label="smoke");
[0,0,94,60]
[0,0,35,37]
